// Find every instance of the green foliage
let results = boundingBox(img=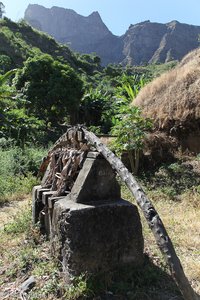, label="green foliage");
[0,17,177,148]
[3,108,45,146]
[79,88,107,127]
[0,68,16,92]
[0,143,46,203]
[147,61,178,78]
[0,17,81,71]
[0,142,46,176]
[112,106,152,152]
[141,161,200,197]
[0,54,12,73]
[0,69,46,145]
[0,70,17,134]
[0,173,38,203]
[0,98,45,146]
[104,64,123,77]
[64,274,93,300]
[109,77,152,174]
[76,53,101,74]
[112,105,152,174]
[14,54,83,127]
[88,125,102,134]
[79,70,150,134]
[114,73,148,101]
